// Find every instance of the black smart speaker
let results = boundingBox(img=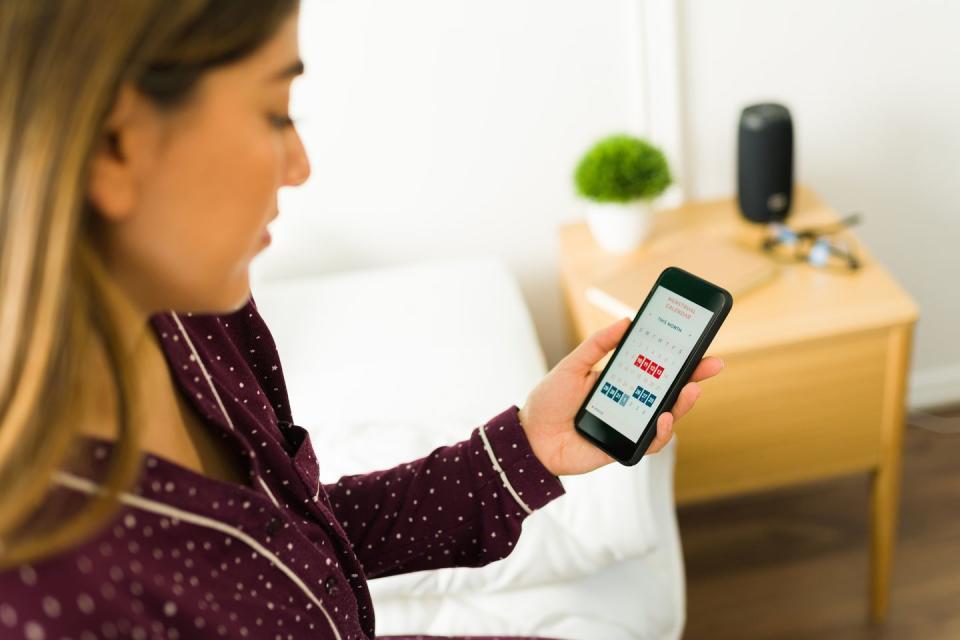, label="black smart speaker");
[737,103,793,223]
